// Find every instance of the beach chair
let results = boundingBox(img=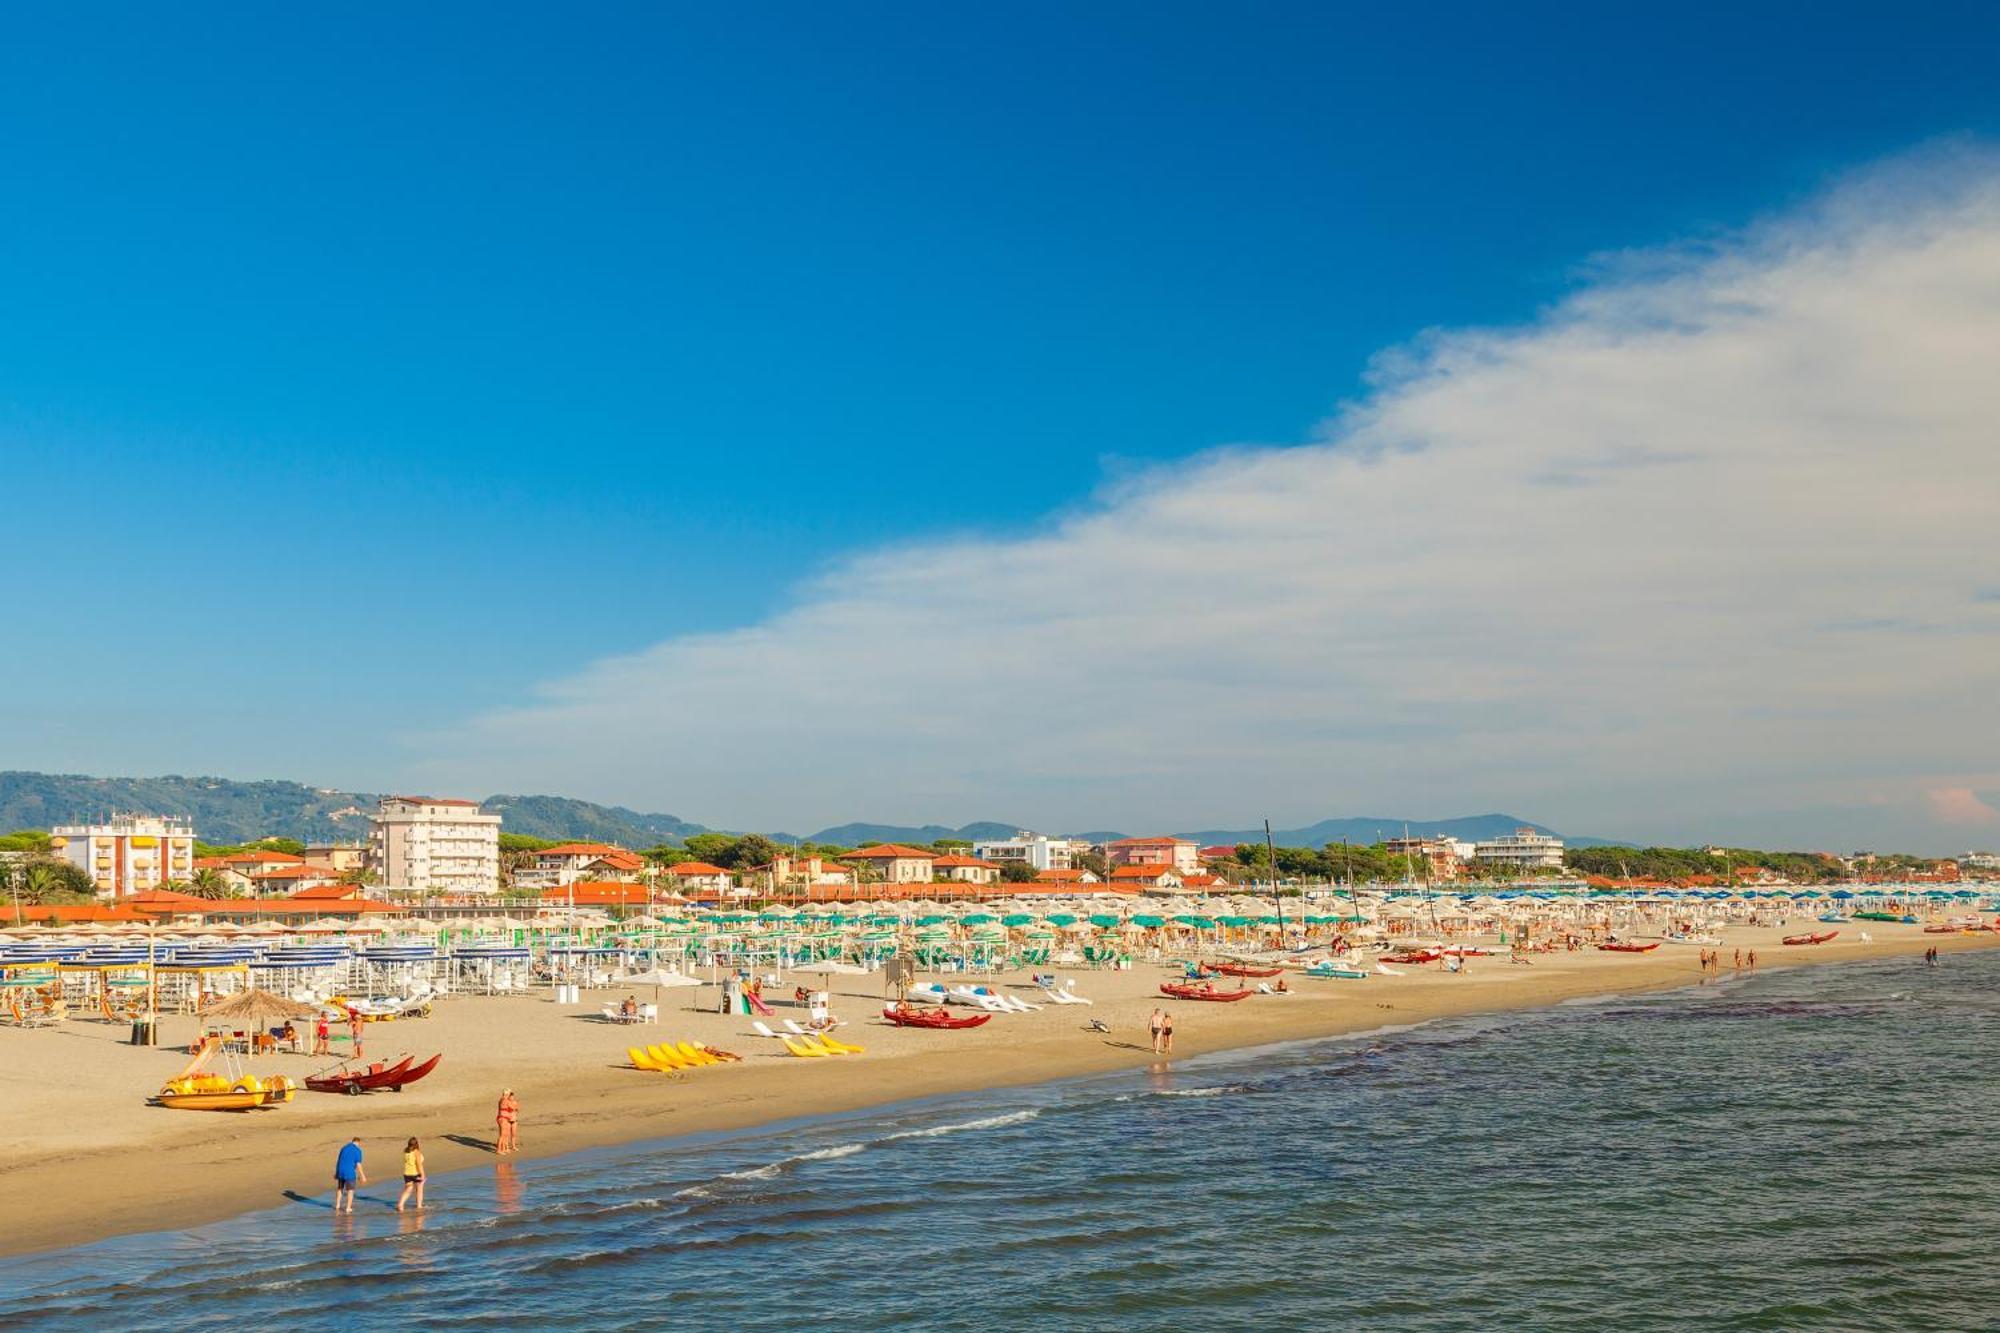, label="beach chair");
[640,1004,659,1025]
[751,1020,787,1040]
[781,1036,828,1058]
[628,1045,667,1071]
[815,1033,865,1055]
